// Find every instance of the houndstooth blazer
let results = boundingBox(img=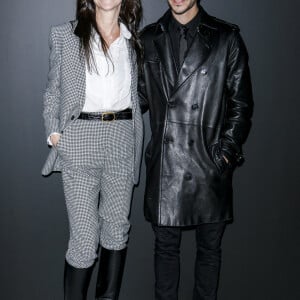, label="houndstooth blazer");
[41,21,144,184]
